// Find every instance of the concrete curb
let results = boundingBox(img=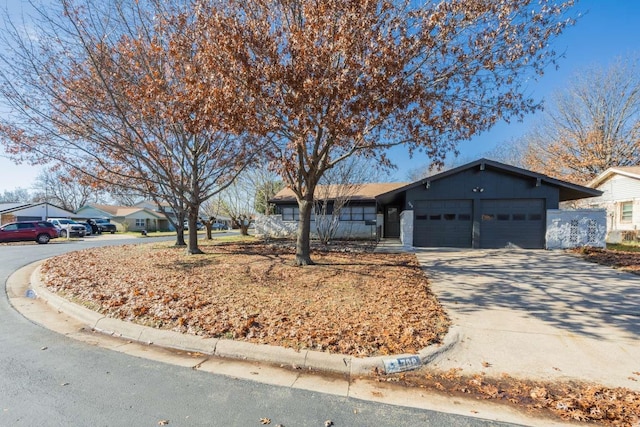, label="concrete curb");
[15,261,459,378]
